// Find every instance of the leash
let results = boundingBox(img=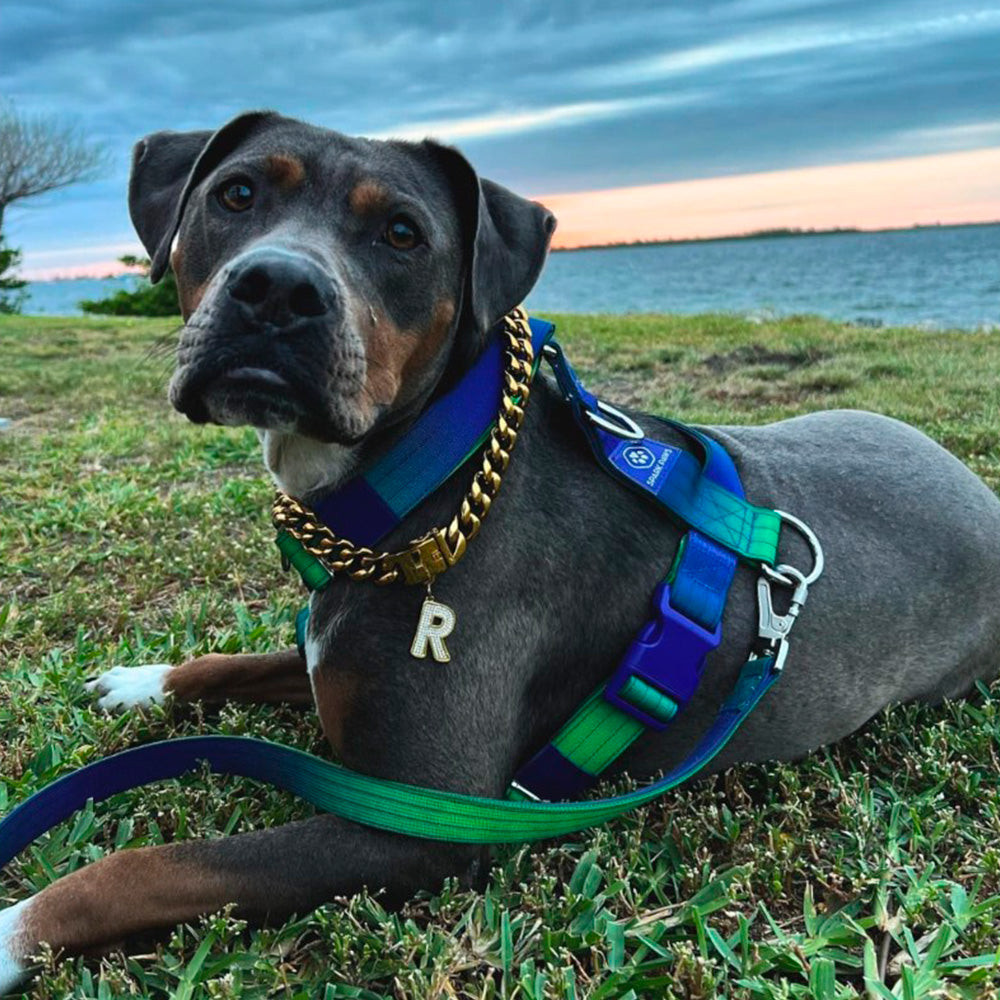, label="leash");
[0,311,823,864]
[0,655,777,859]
